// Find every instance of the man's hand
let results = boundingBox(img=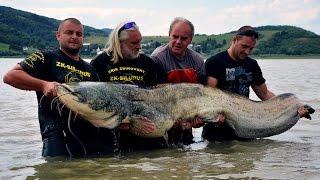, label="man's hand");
[42,81,59,97]
[191,116,204,128]
[118,123,130,131]
[215,113,226,124]
[297,105,315,119]
[174,113,227,130]
[119,117,156,136]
